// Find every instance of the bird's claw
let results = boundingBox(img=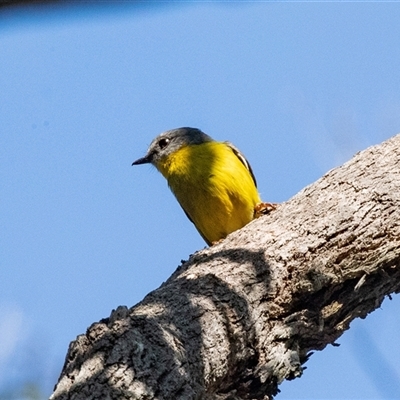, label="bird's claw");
[254,202,278,218]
